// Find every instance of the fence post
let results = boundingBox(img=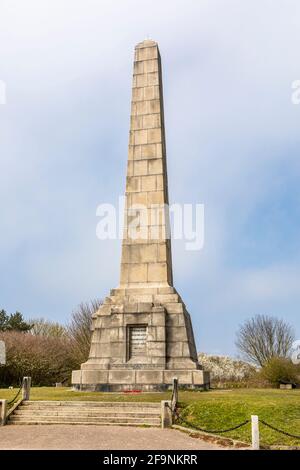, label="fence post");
[0,399,7,426]
[251,415,260,450]
[171,377,178,412]
[161,401,172,429]
[22,377,31,401]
